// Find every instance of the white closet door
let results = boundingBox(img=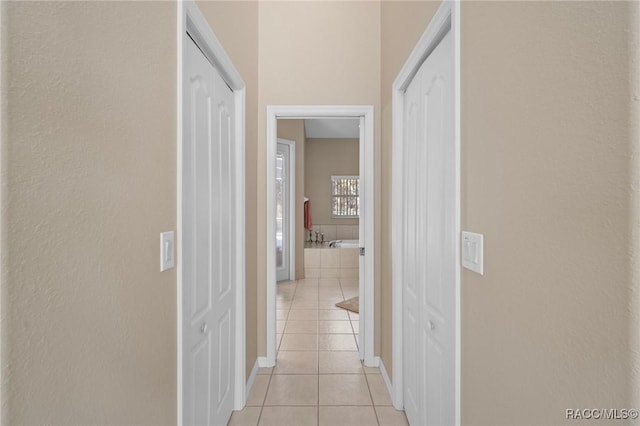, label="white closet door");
[183,33,236,426]
[402,29,455,426]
